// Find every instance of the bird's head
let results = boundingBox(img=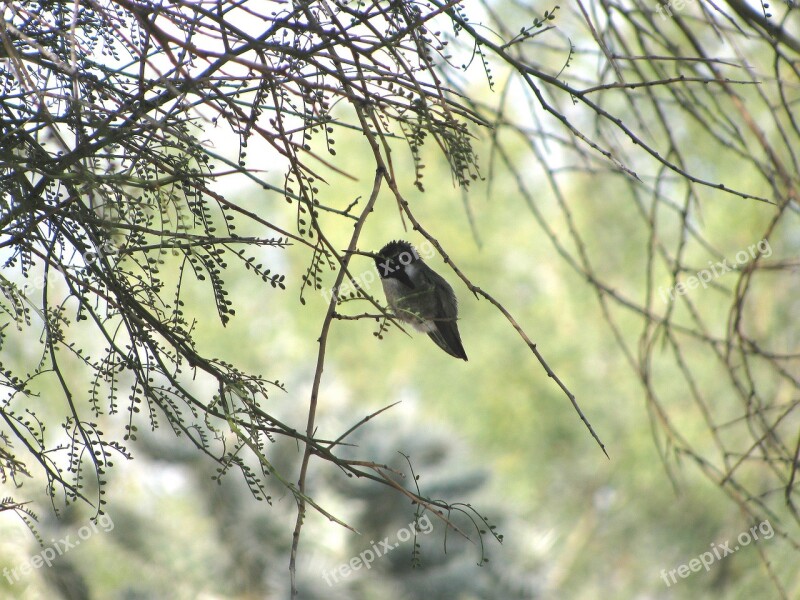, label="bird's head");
[375,240,420,279]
